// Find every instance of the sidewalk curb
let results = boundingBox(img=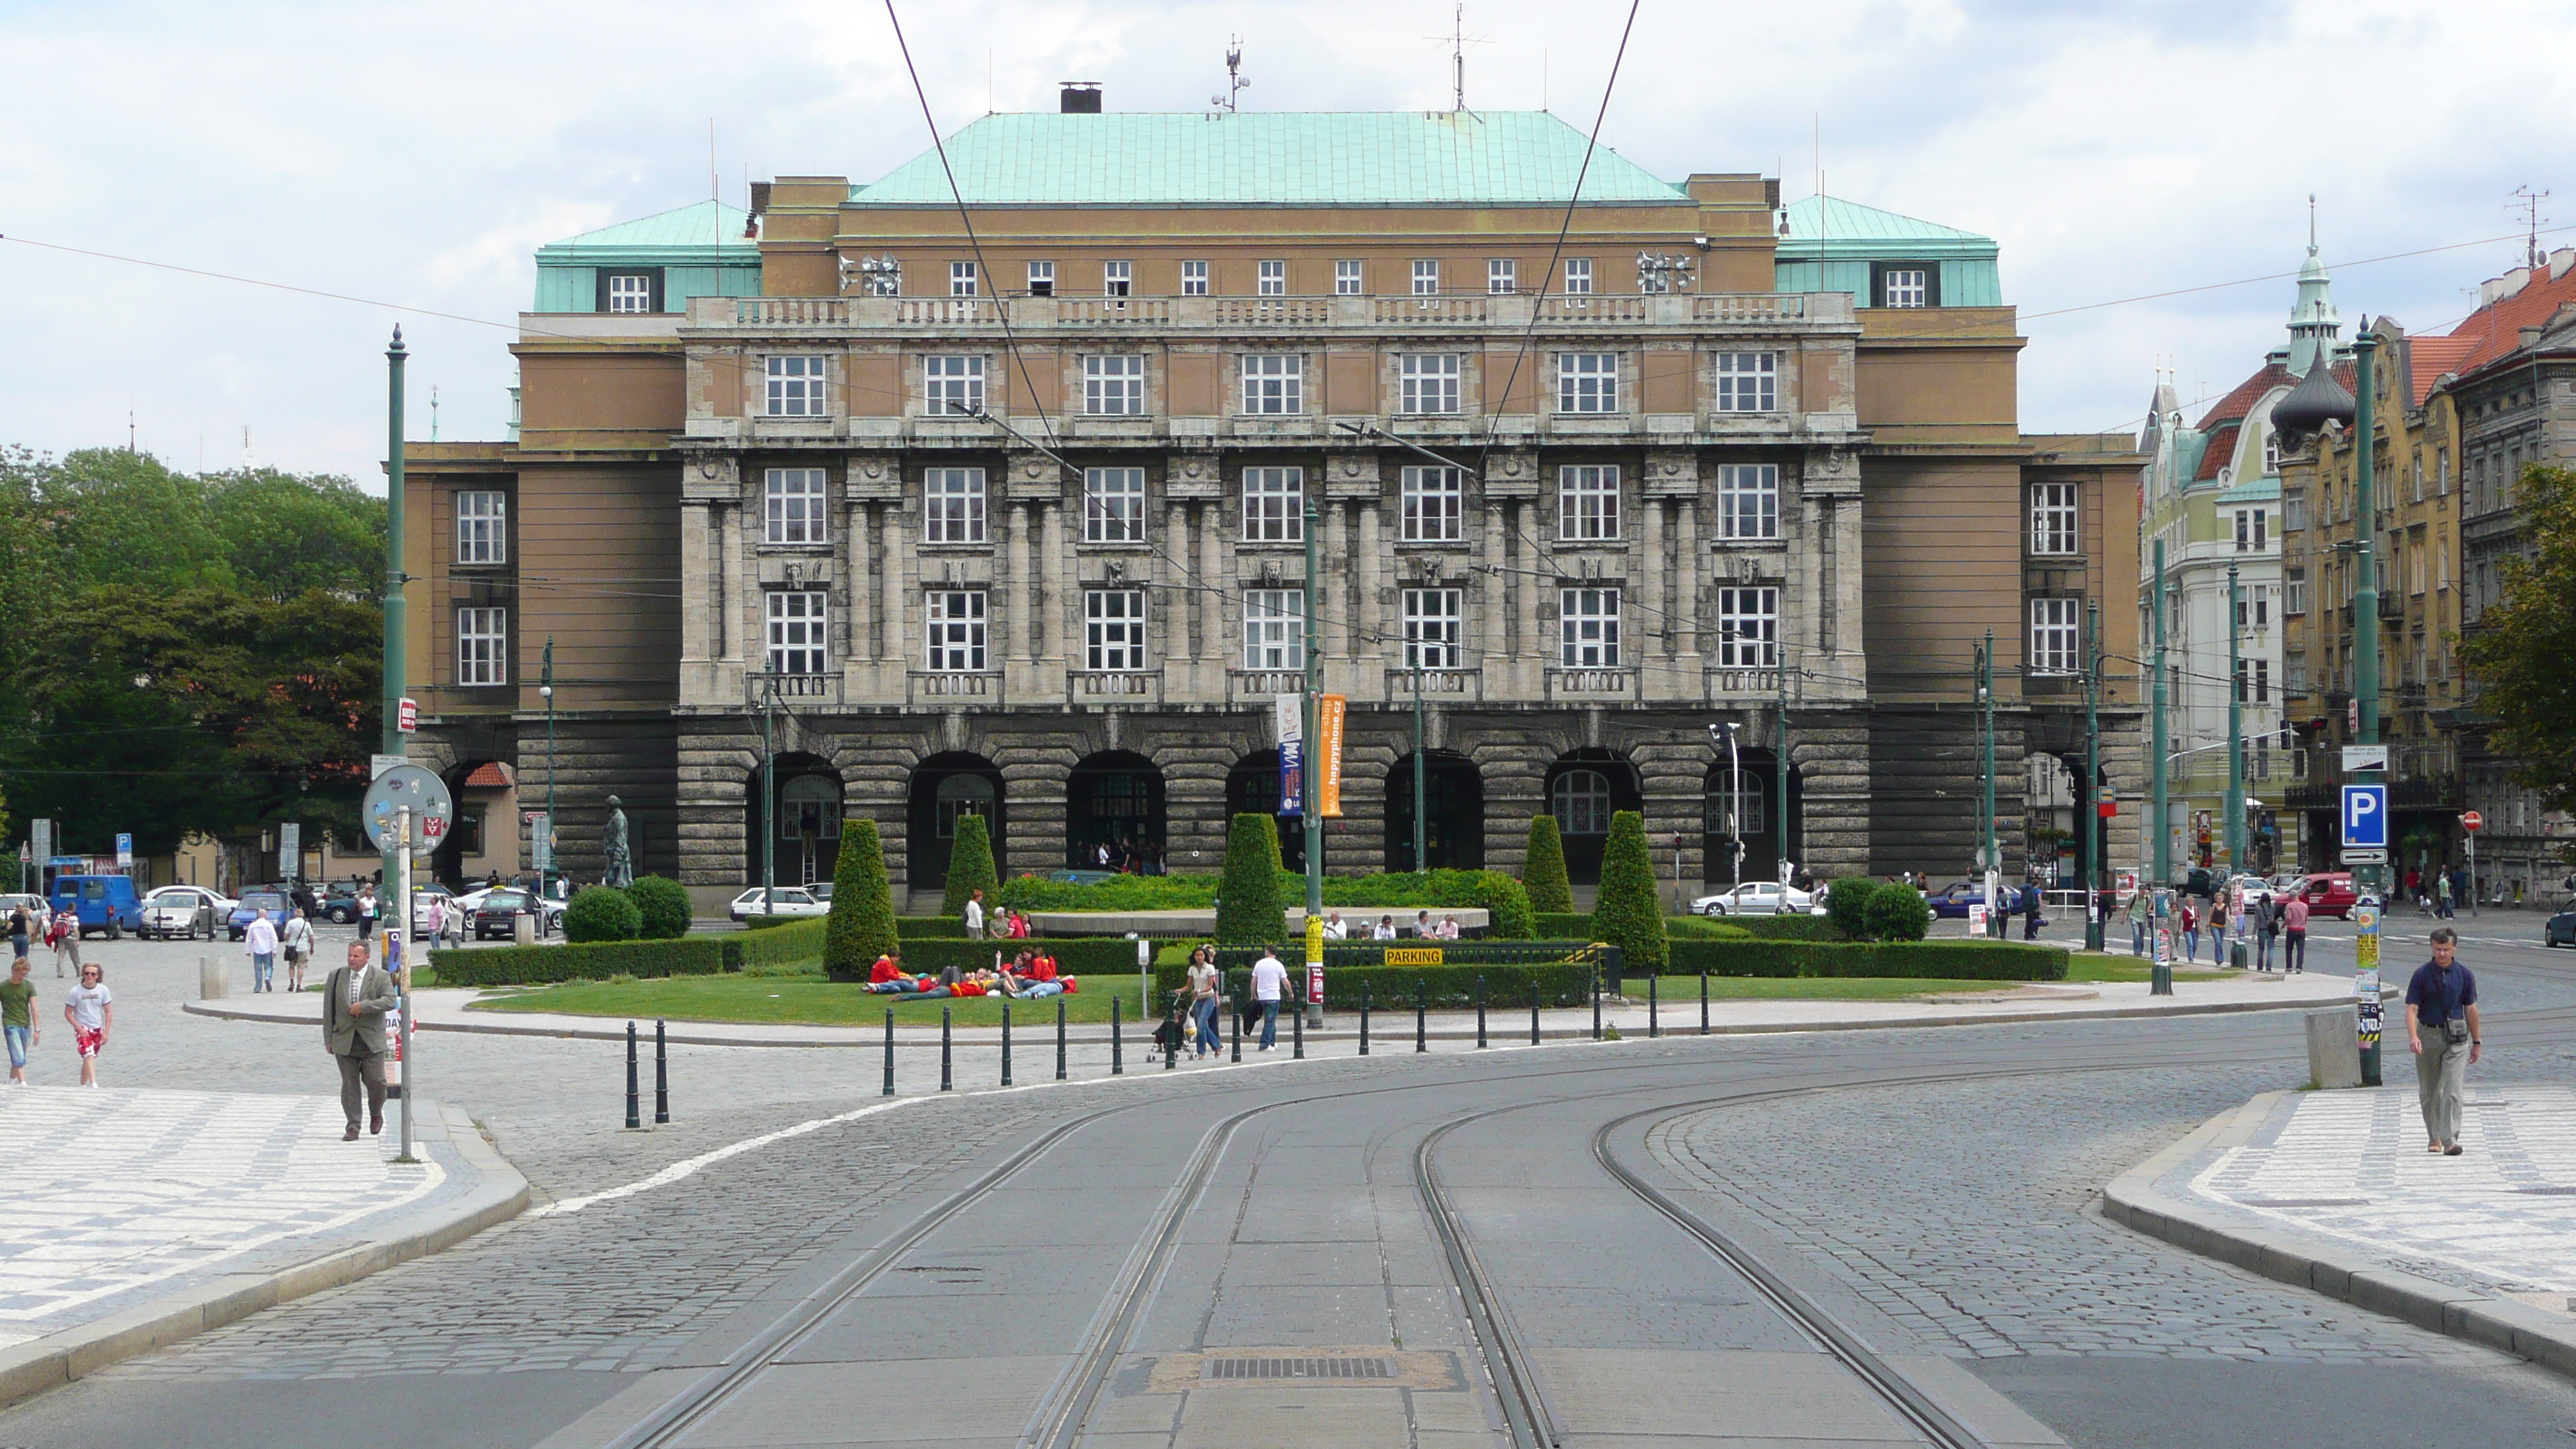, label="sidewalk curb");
[0,1099,530,1410]
[2101,1093,2576,1379]
[183,986,2389,1050]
